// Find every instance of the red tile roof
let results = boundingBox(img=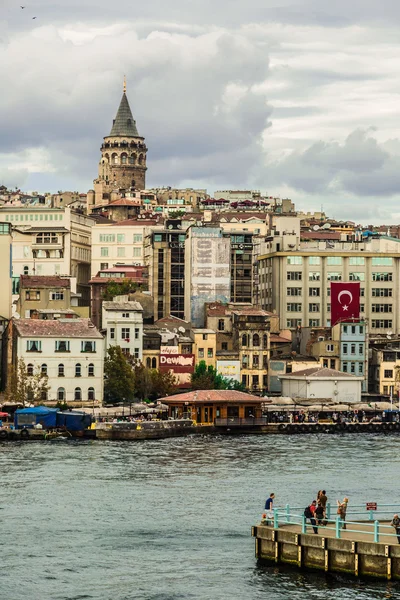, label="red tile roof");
[13,318,103,339]
[20,275,71,289]
[160,390,263,404]
[300,231,341,240]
